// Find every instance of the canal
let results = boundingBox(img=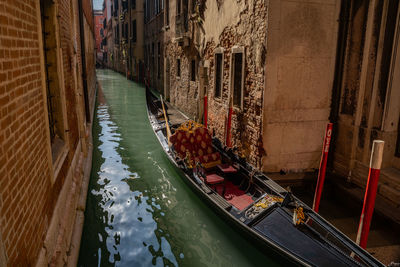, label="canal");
[78,69,279,266]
